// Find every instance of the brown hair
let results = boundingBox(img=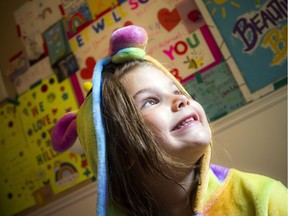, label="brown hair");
[101,60,200,215]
